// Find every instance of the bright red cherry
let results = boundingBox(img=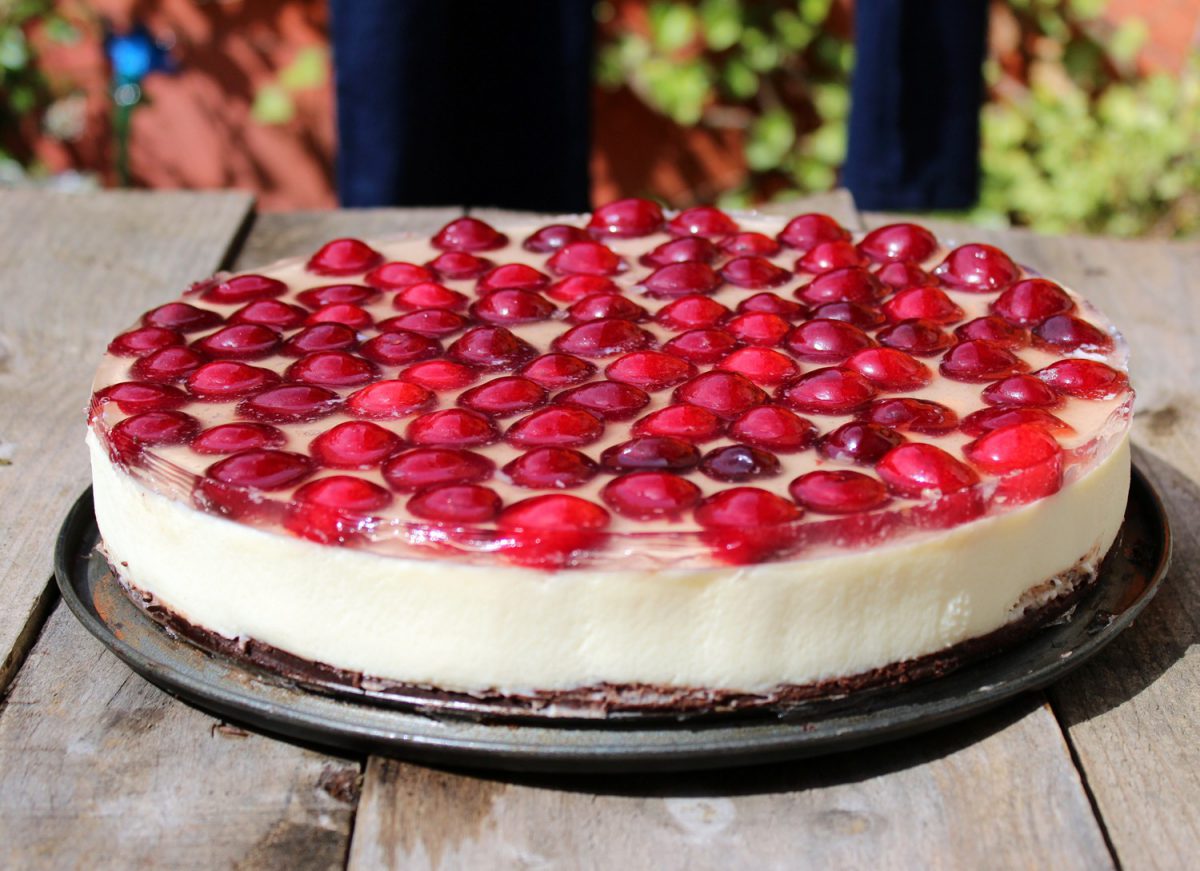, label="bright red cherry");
[876,320,953,357]
[876,443,979,498]
[640,236,720,267]
[426,250,494,280]
[960,406,1074,438]
[982,375,1062,408]
[778,367,877,414]
[108,326,183,357]
[699,445,781,482]
[641,262,722,298]
[599,437,700,472]
[503,447,598,489]
[601,471,701,520]
[784,319,873,363]
[818,421,904,464]
[882,286,964,325]
[790,470,889,515]
[1037,359,1128,400]
[497,494,611,569]
[661,328,739,364]
[777,213,849,251]
[725,312,790,346]
[382,447,494,491]
[200,274,287,305]
[296,284,379,310]
[379,308,467,338]
[875,260,932,289]
[523,223,590,253]
[547,241,625,276]
[858,398,958,435]
[346,379,435,419]
[447,326,536,370]
[991,278,1075,326]
[567,292,647,323]
[506,406,604,448]
[721,232,781,257]
[673,371,767,419]
[359,330,441,367]
[797,240,868,273]
[720,256,791,288]
[306,302,373,330]
[471,289,555,325]
[132,346,208,382]
[282,323,359,356]
[364,261,435,290]
[668,205,738,237]
[193,324,280,360]
[845,347,931,391]
[407,484,501,524]
[238,385,341,423]
[143,301,223,333]
[109,411,200,464]
[858,223,938,263]
[717,347,799,385]
[545,275,620,302]
[588,197,664,238]
[186,361,279,399]
[695,487,802,564]
[810,301,886,329]
[392,282,468,311]
[285,476,393,544]
[457,376,547,417]
[605,351,696,391]
[964,422,1062,474]
[552,319,654,358]
[285,351,379,388]
[191,422,286,455]
[1033,315,1113,352]
[736,292,807,321]
[476,263,549,293]
[632,404,725,442]
[729,405,817,451]
[95,381,187,414]
[940,340,1030,382]
[406,408,499,446]
[954,316,1029,349]
[432,217,508,252]
[519,353,596,388]
[795,267,884,306]
[555,381,650,420]
[655,295,730,330]
[204,449,313,491]
[307,238,383,276]
[399,360,480,390]
[310,421,403,468]
[934,243,1019,292]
